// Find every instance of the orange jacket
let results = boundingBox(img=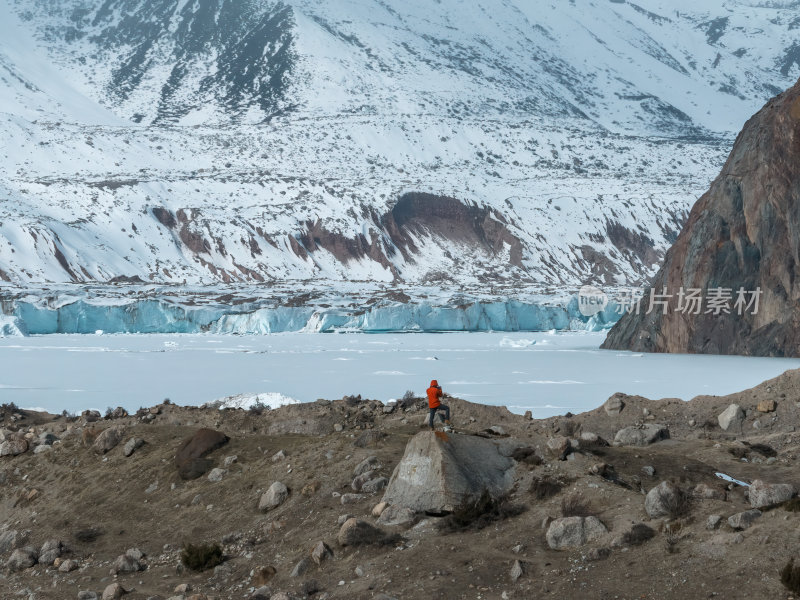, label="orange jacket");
[427,380,442,409]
